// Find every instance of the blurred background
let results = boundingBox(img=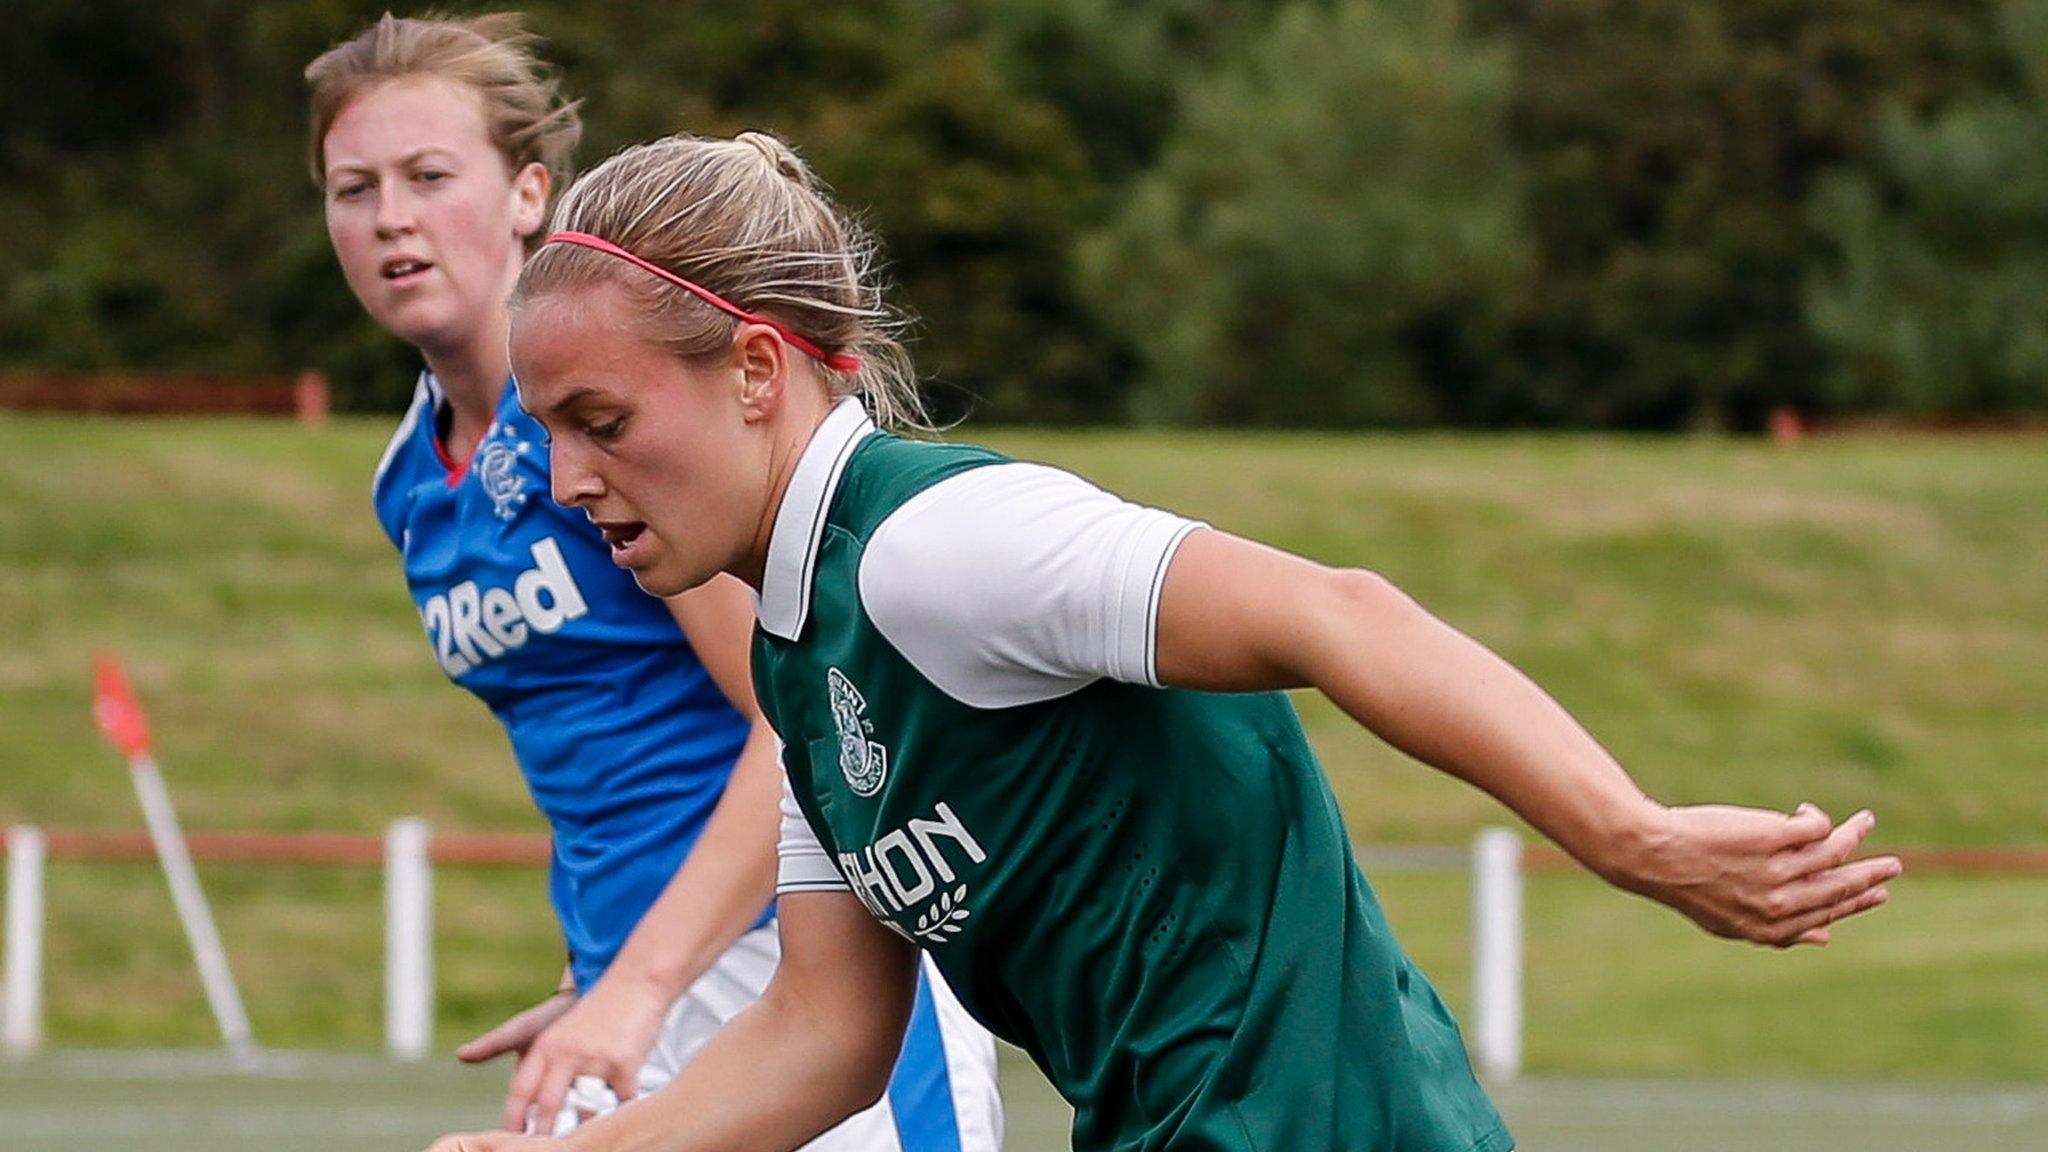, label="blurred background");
[0,1,2043,1149]
[8,0,2048,428]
